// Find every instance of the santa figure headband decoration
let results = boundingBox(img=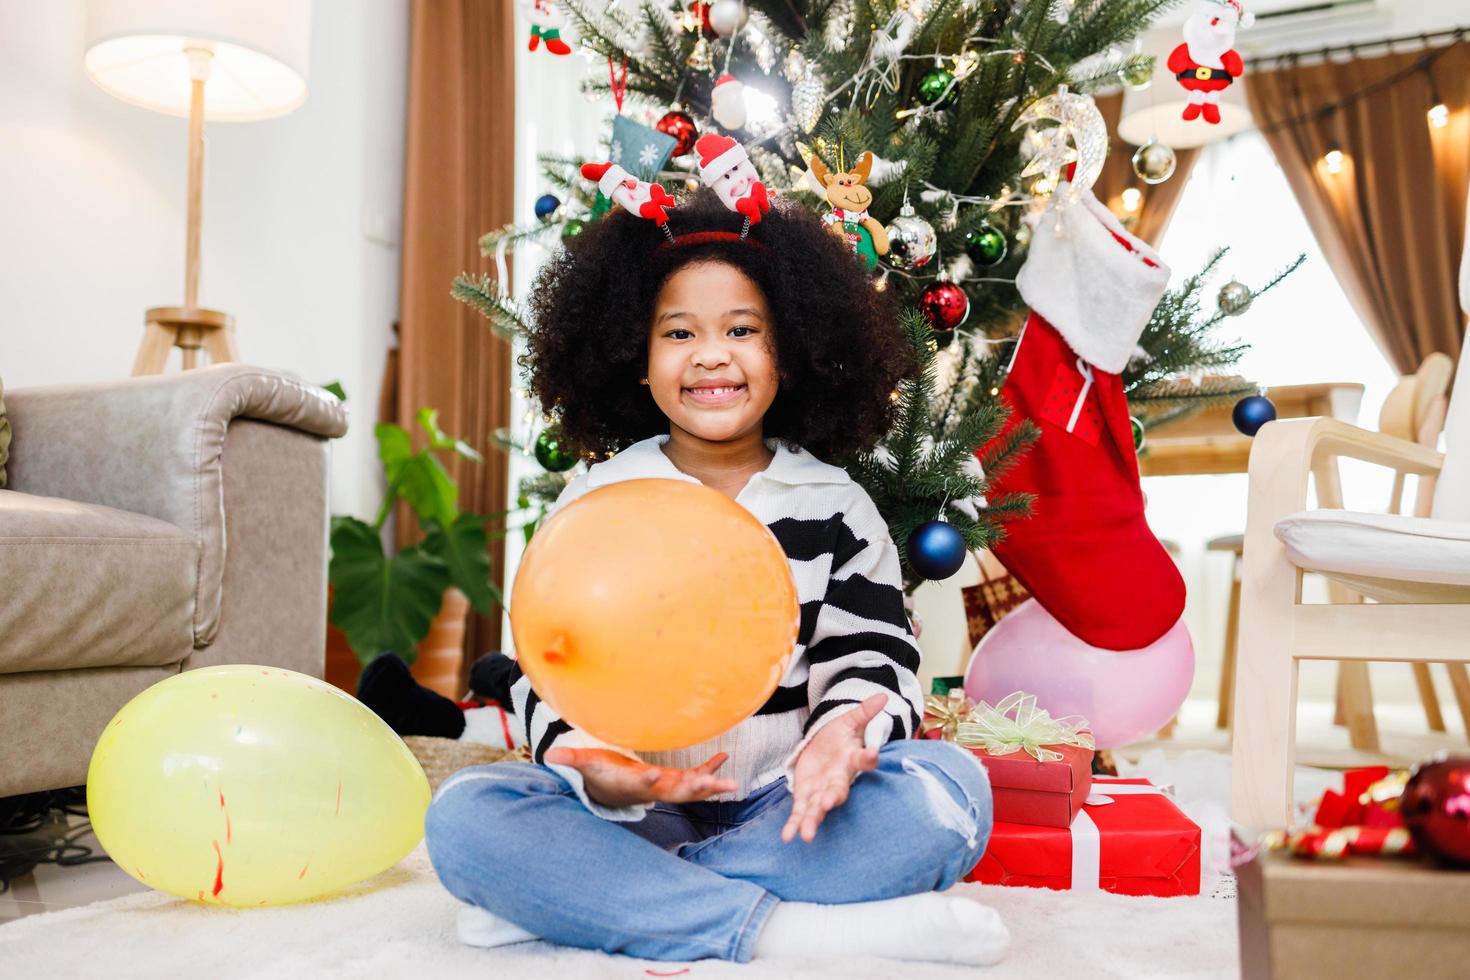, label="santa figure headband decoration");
[579,160,678,240]
[694,134,770,238]
[579,135,769,246]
